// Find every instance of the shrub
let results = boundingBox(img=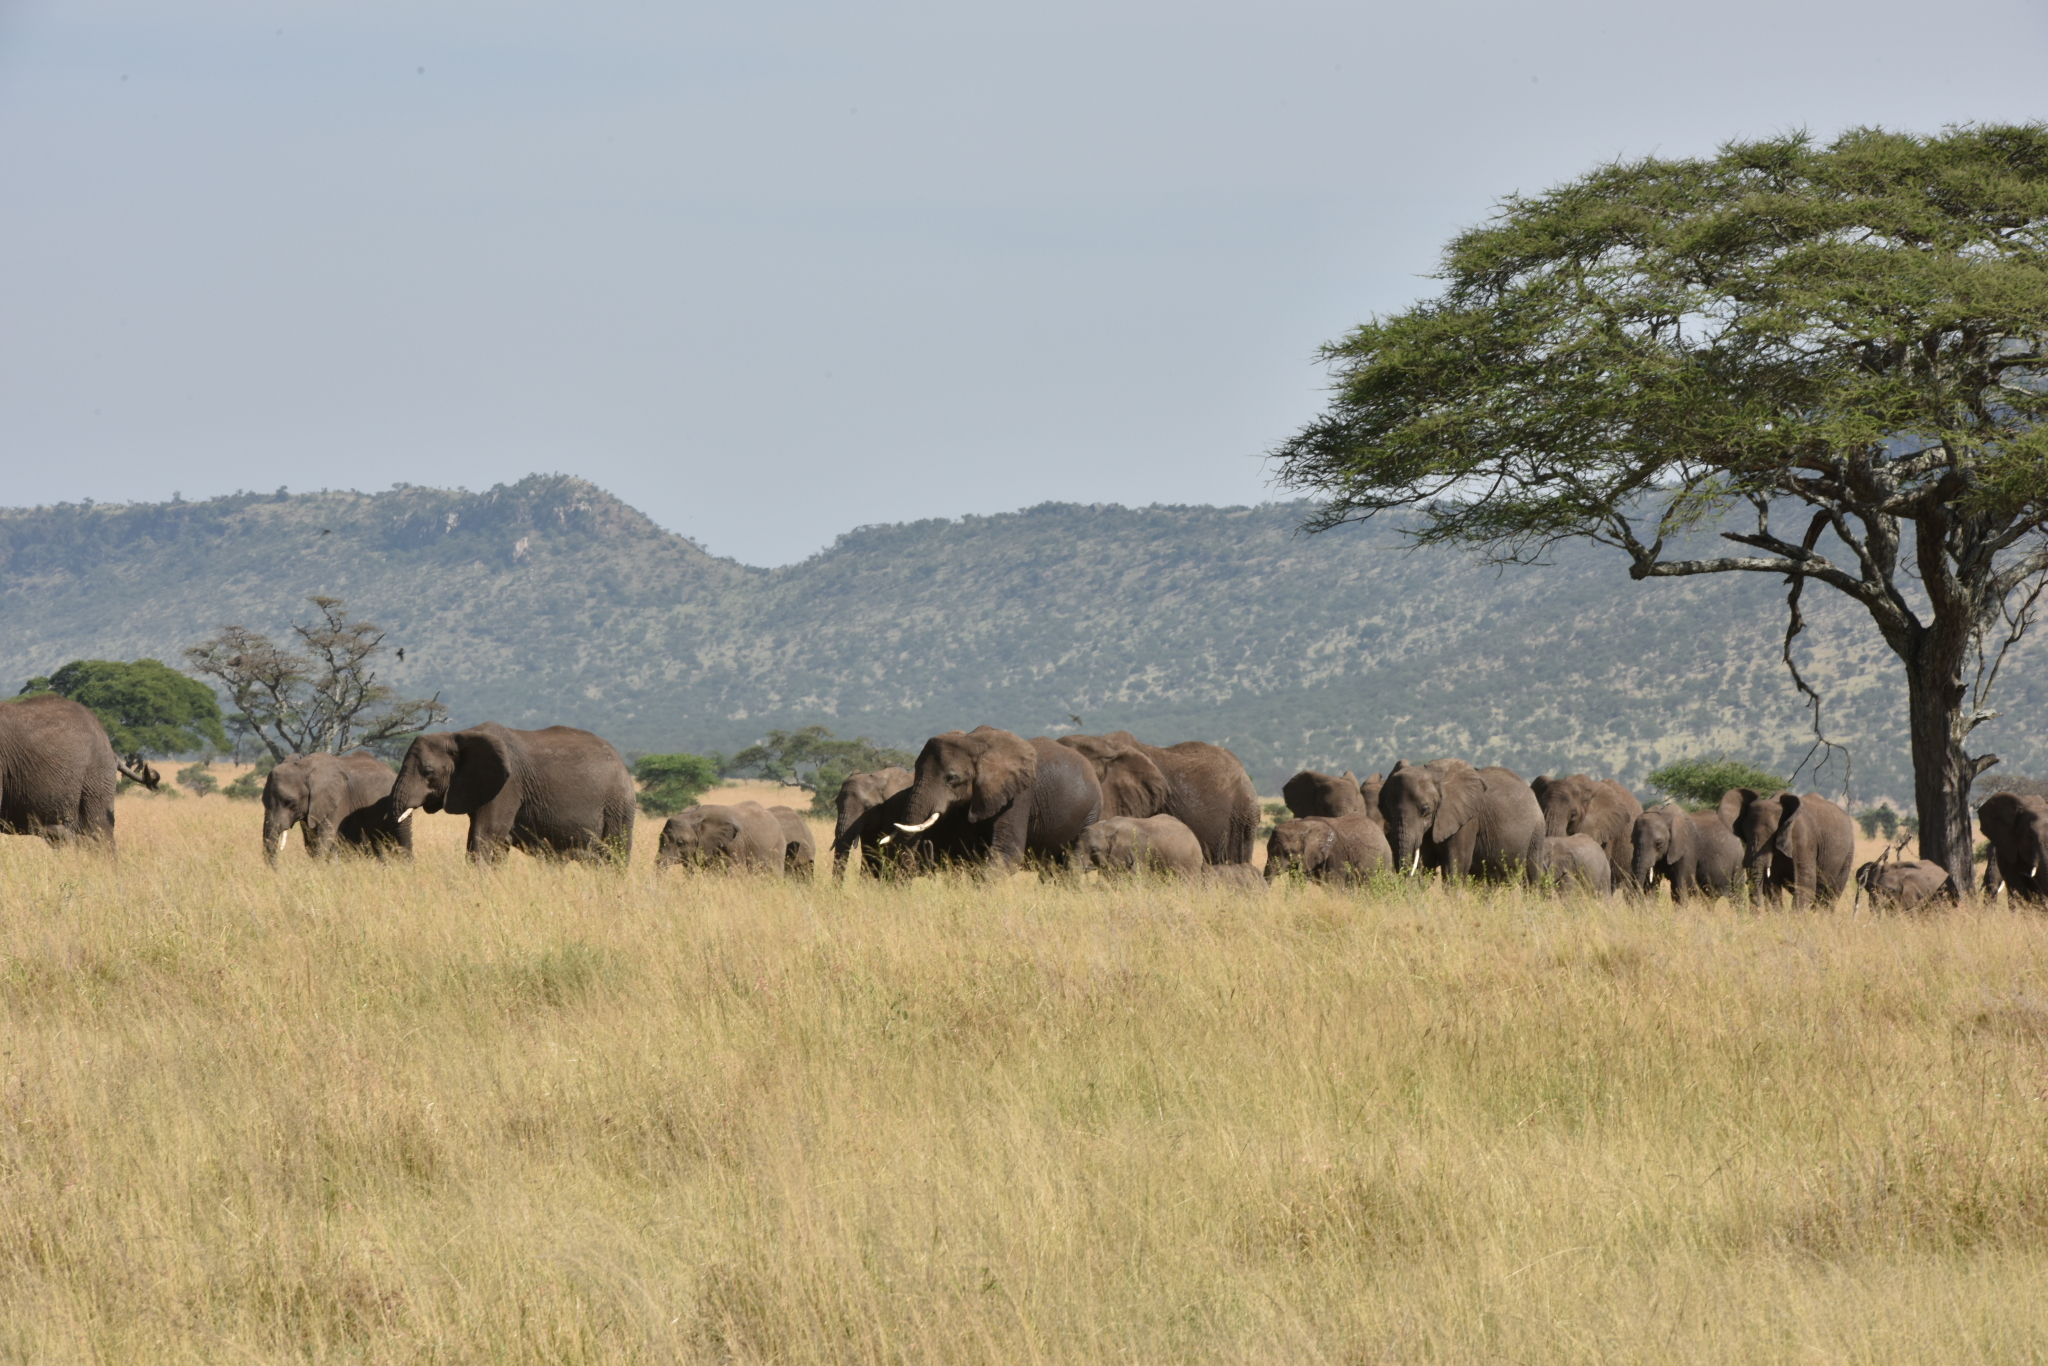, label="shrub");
[633,753,721,816]
[1645,757,1788,811]
[223,754,277,802]
[175,763,219,797]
